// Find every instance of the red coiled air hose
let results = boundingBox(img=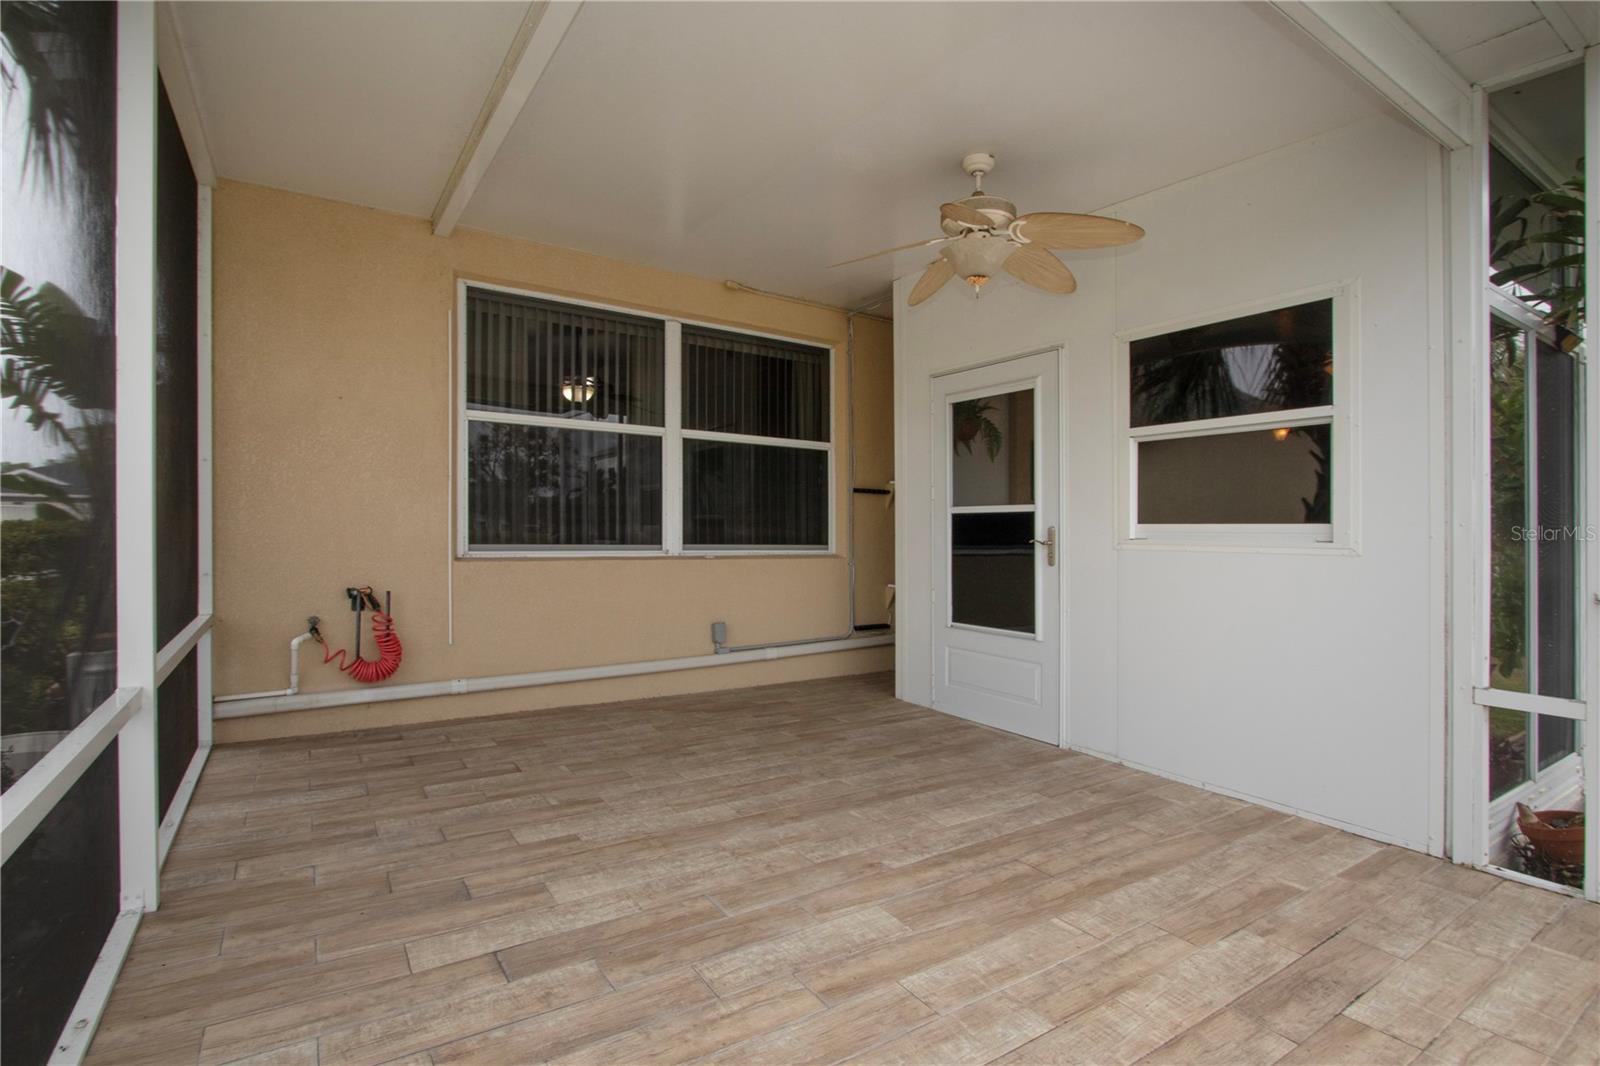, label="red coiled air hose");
[320,611,403,683]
